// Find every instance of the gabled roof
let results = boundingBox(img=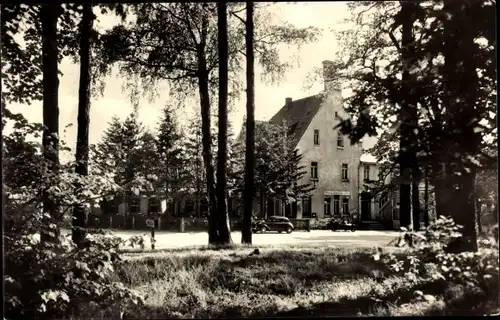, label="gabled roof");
[268,94,324,147]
